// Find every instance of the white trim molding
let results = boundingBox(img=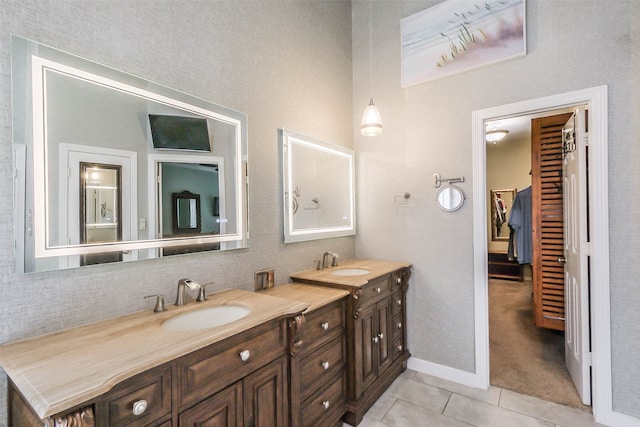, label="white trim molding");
[471,86,620,425]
